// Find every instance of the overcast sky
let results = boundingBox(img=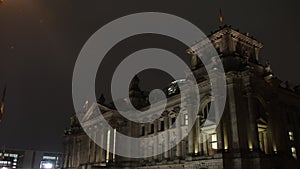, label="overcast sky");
[0,0,300,152]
